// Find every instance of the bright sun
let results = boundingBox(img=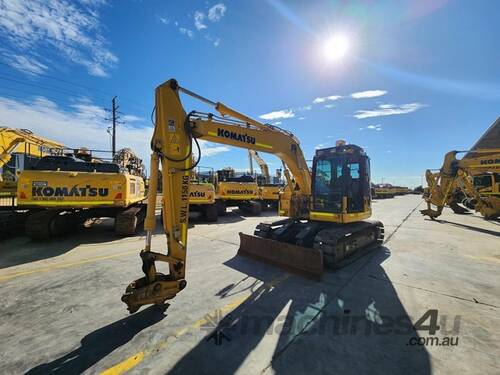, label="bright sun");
[323,34,350,62]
